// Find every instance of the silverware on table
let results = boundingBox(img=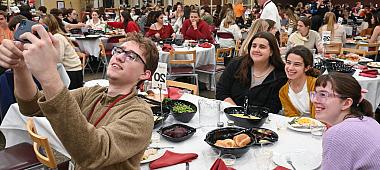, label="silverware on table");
[286,156,296,170]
